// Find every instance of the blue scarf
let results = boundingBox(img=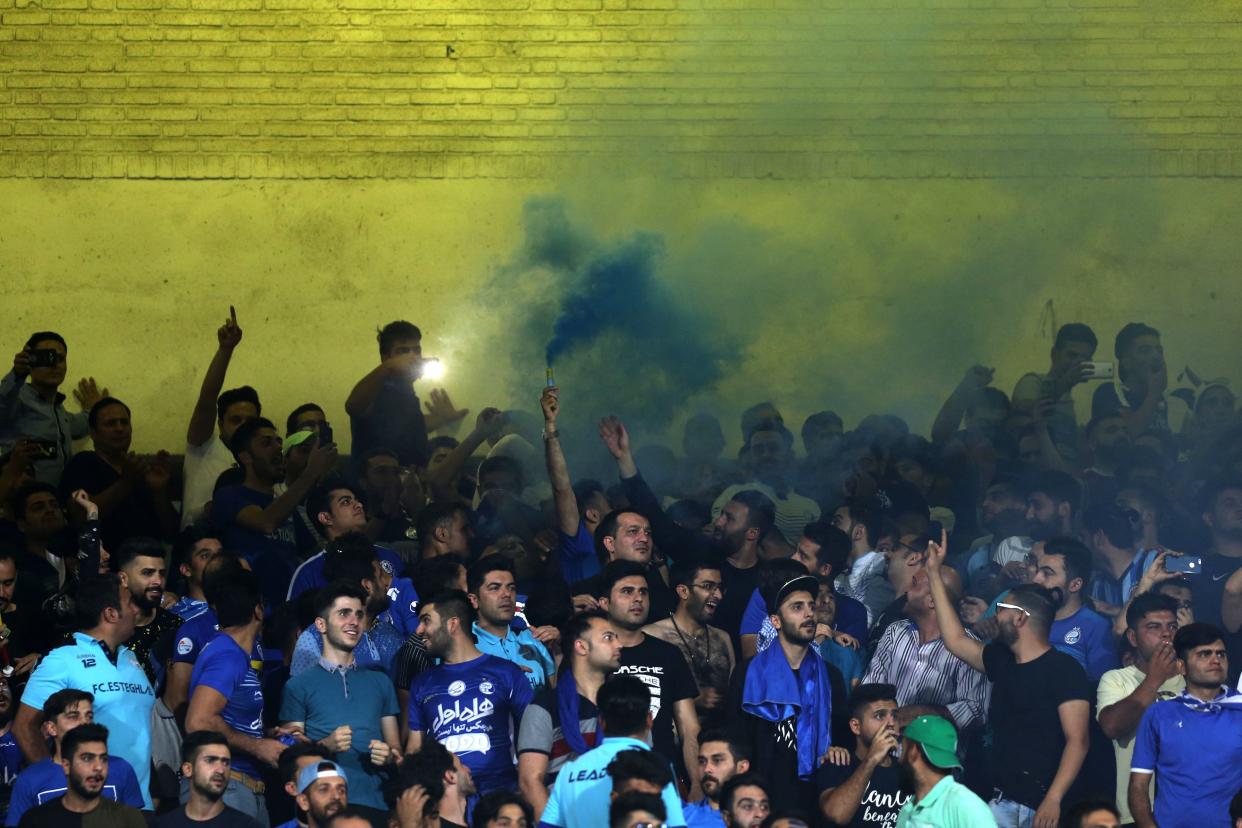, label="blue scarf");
[741,642,832,779]
[1173,686,1242,713]
[556,670,600,757]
